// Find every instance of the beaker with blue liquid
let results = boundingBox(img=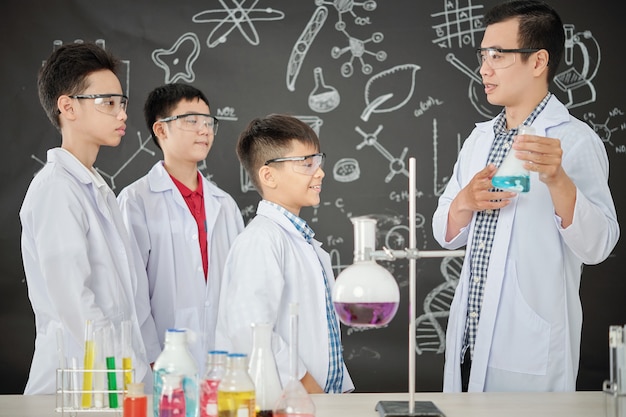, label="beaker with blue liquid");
[491,125,535,193]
